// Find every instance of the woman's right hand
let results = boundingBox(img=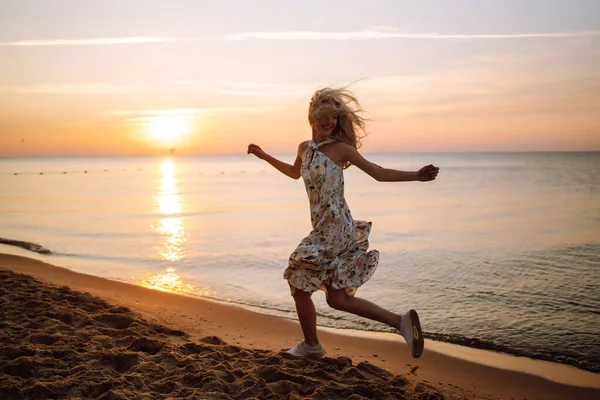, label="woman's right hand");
[247,143,267,160]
